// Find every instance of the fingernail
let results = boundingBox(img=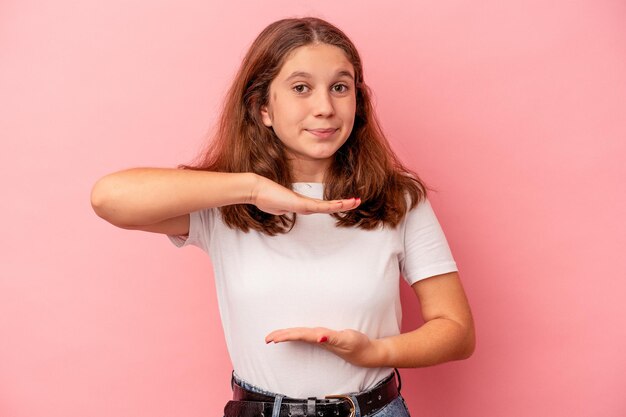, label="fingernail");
[319,336,328,343]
